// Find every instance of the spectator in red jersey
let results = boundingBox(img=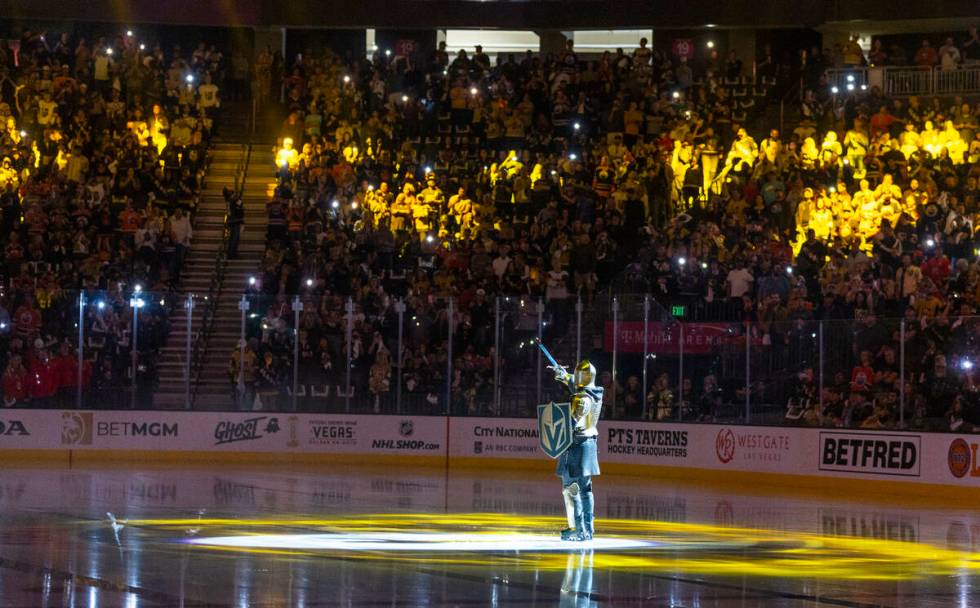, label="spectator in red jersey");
[922,245,951,288]
[850,350,875,394]
[869,105,896,139]
[1,355,28,407]
[29,343,59,407]
[117,200,141,245]
[13,296,42,341]
[914,39,939,67]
